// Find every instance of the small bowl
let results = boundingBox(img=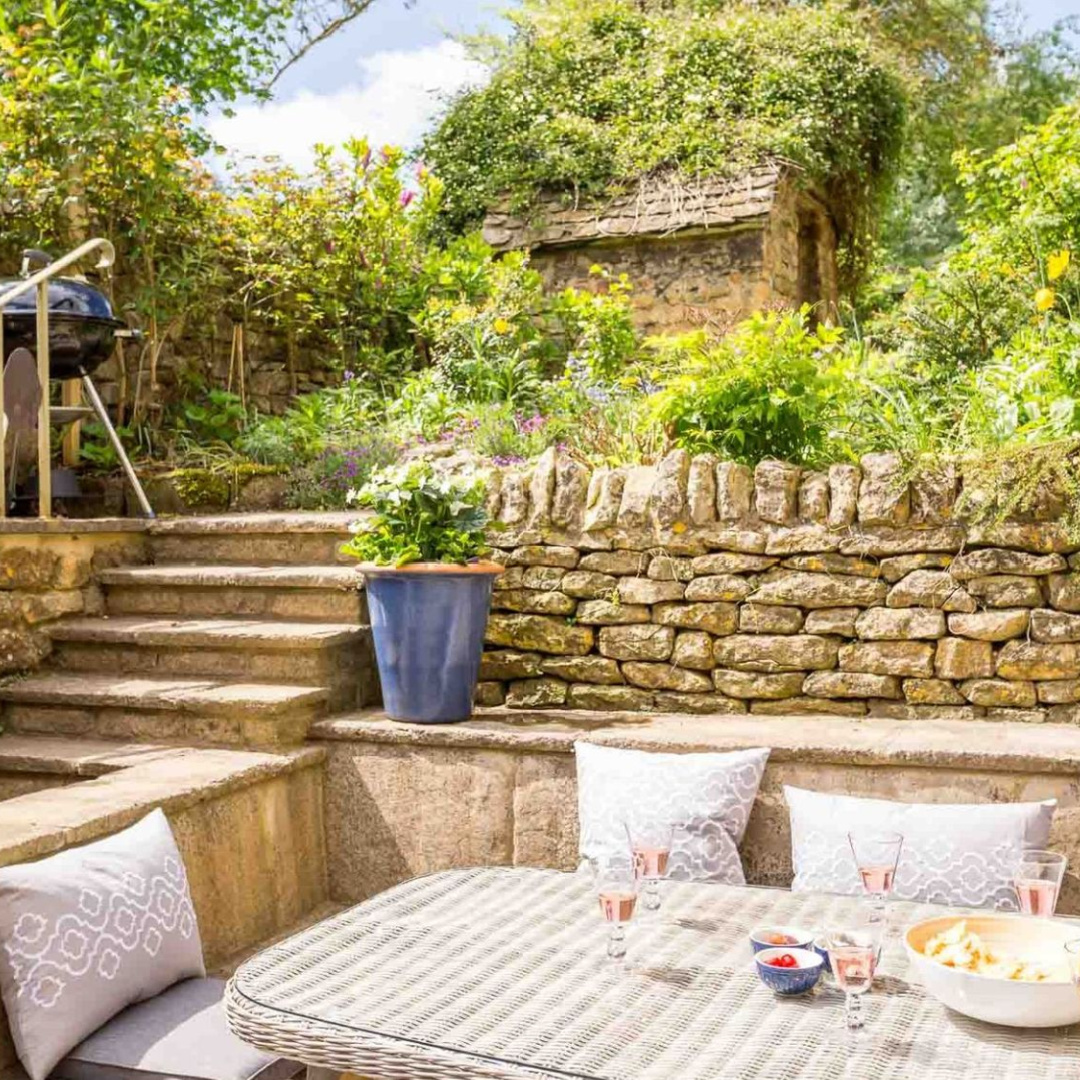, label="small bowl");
[813,936,832,973]
[754,947,824,996]
[749,926,816,954]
